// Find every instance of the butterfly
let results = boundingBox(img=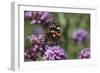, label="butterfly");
[45,23,61,41]
[48,23,61,38]
[44,23,62,45]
